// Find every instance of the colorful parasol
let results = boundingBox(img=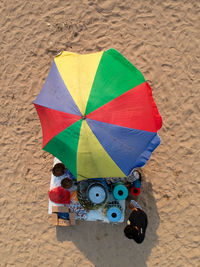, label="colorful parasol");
[34,49,162,181]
